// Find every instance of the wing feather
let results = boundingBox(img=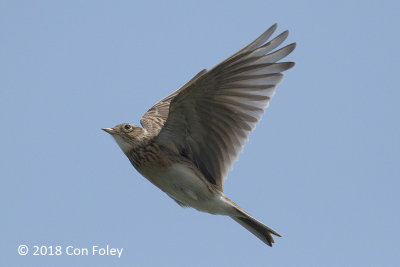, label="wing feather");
[152,24,296,190]
[140,69,207,135]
